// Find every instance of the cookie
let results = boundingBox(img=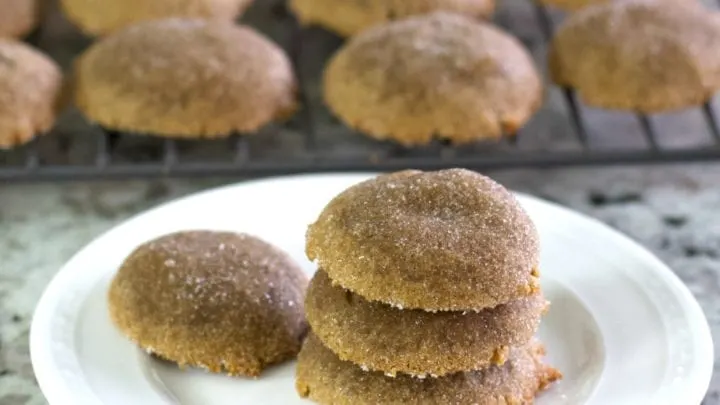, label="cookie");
[296,333,561,405]
[0,40,62,149]
[539,0,689,12]
[108,231,309,377]
[289,0,495,37]
[0,0,40,38]
[539,0,603,10]
[74,18,297,138]
[60,0,253,36]
[549,0,720,112]
[323,12,542,145]
[306,169,540,311]
[305,270,547,376]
